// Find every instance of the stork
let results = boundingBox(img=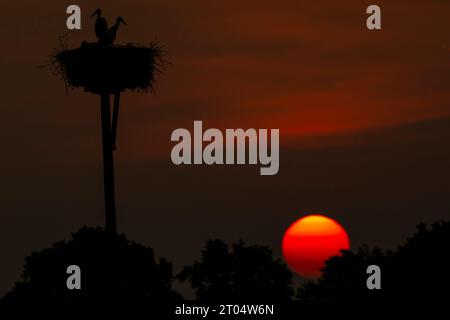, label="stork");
[104,17,127,46]
[91,8,108,42]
